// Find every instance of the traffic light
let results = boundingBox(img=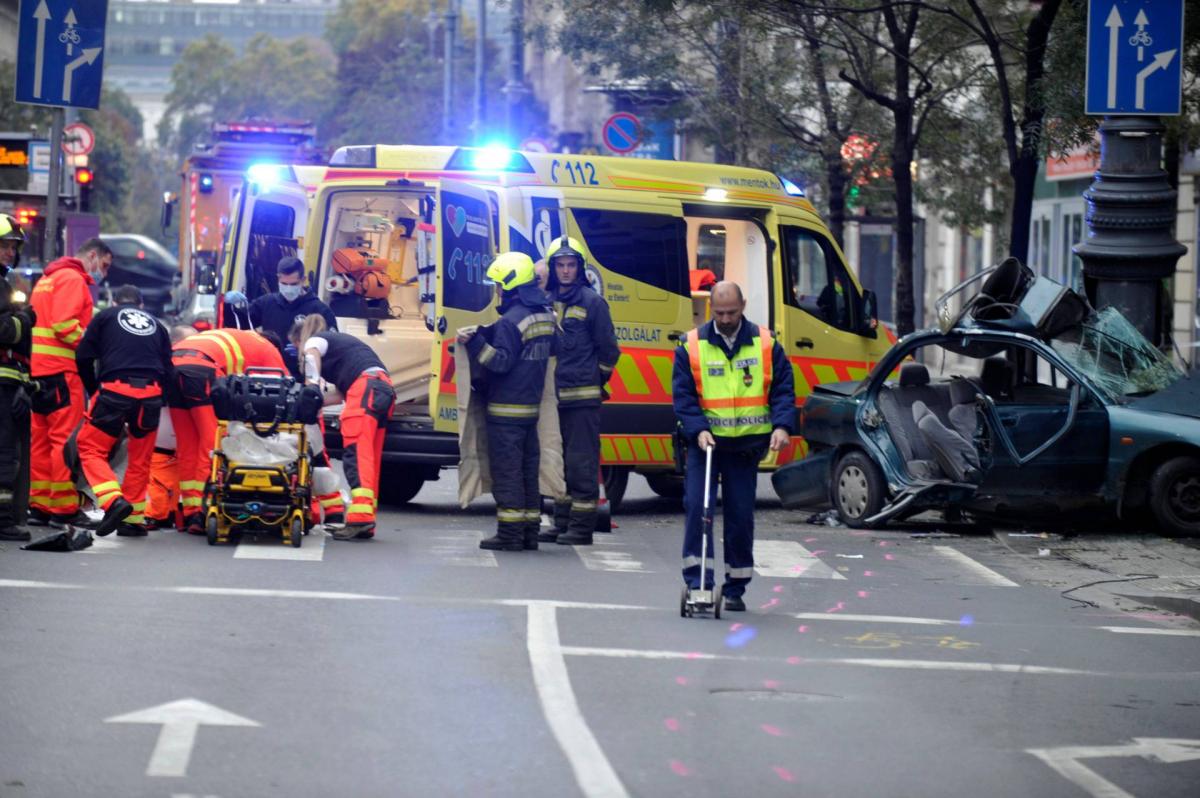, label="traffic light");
[74,166,94,185]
